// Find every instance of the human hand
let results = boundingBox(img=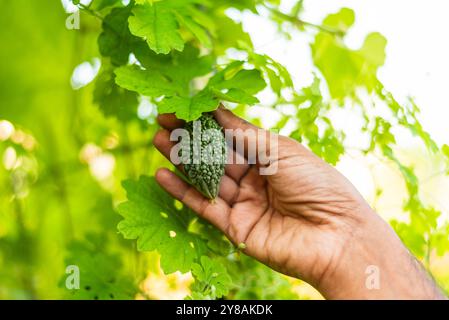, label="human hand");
[153,107,445,299]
